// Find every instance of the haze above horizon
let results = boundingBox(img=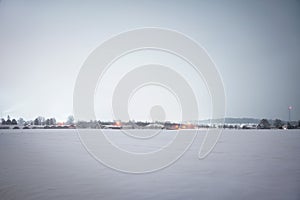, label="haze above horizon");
[0,0,299,122]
